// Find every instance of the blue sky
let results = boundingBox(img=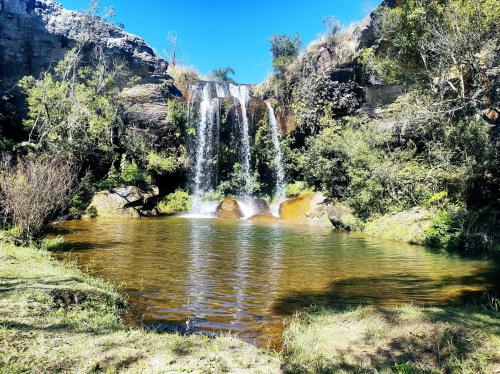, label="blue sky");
[58,0,379,84]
